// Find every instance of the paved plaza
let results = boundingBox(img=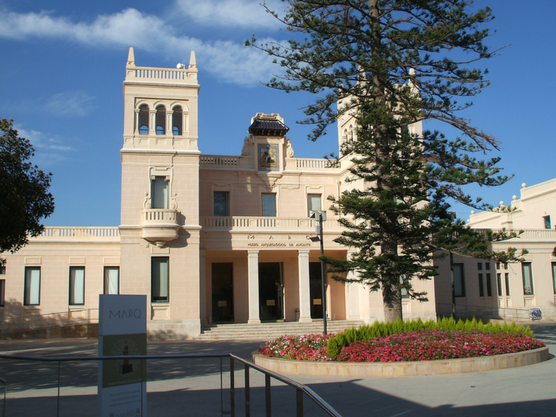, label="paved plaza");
[0,323,555,416]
